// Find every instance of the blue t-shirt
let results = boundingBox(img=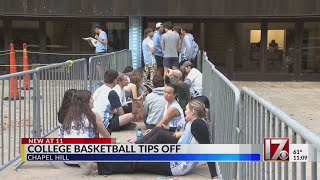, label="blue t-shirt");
[152,31,163,57]
[95,31,107,53]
